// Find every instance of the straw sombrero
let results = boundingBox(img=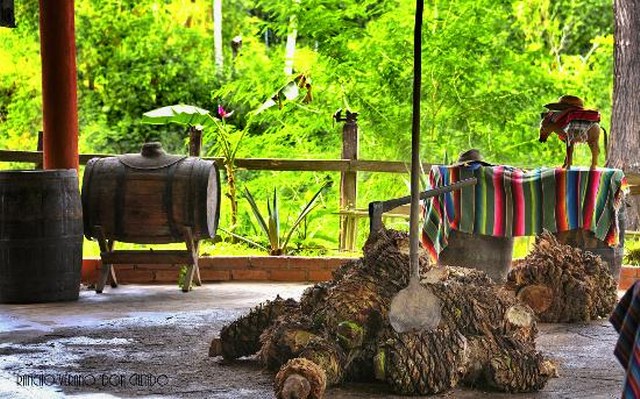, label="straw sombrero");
[452,149,493,167]
[543,95,585,111]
